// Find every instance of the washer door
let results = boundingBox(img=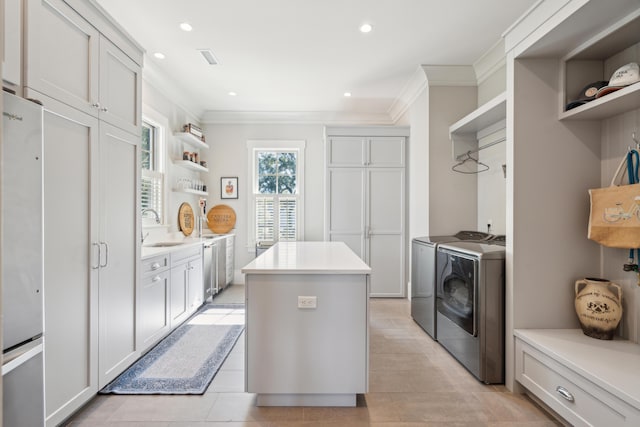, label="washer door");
[436,252,477,336]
